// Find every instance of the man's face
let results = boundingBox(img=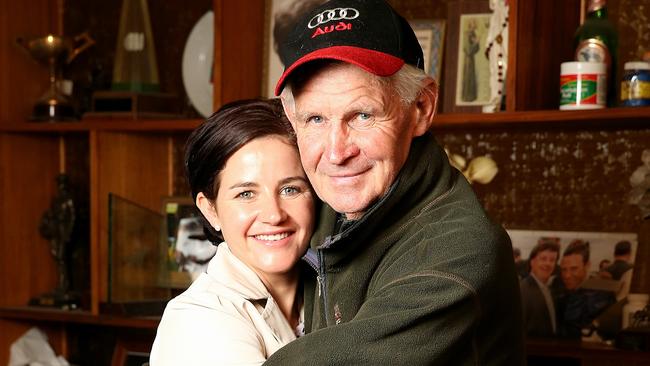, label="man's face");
[529,249,558,284]
[285,63,423,219]
[560,253,589,290]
